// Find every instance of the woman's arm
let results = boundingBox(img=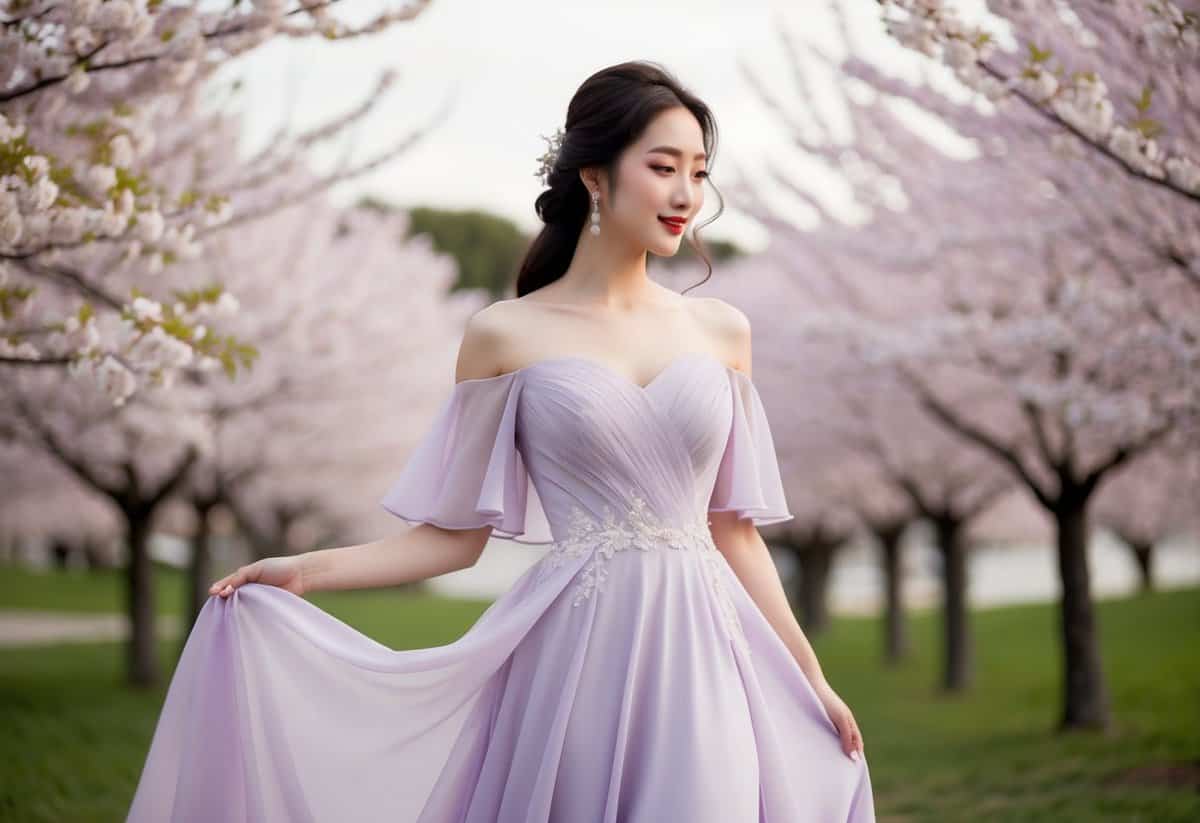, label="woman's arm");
[704,304,864,759]
[215,312,514,598]
[302,304,510,593]
[705,302,828,682]
[708,511,829,688]
[208,523,492,597]
[710,512,865,760]
[300,523,493,593]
